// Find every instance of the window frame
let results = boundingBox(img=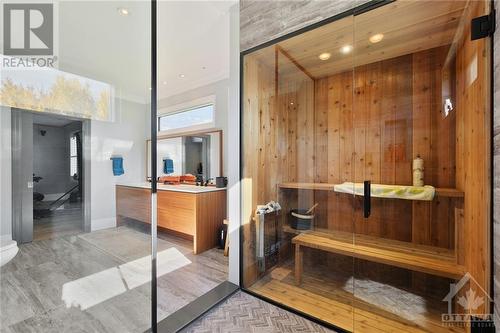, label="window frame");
[157,95,216,136]
[69,134,78,177]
